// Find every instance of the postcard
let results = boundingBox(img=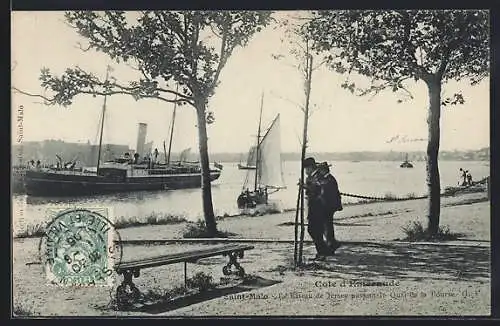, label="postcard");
[11,10,490,317]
